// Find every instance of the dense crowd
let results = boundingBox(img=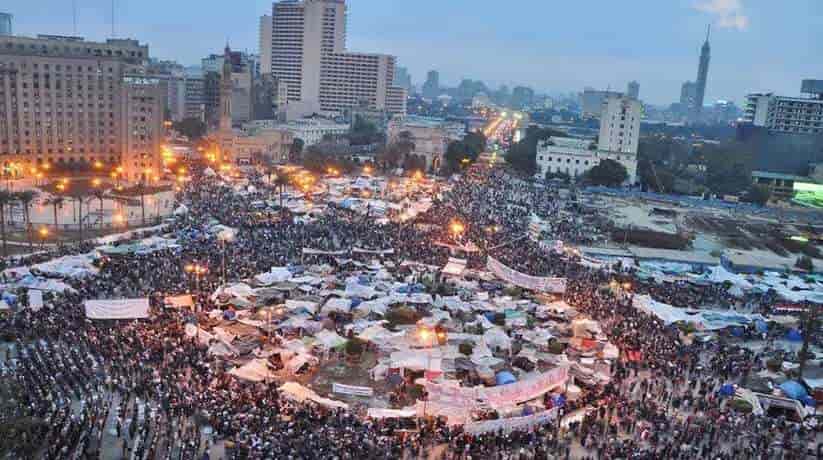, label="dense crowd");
[0,162,819,459]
